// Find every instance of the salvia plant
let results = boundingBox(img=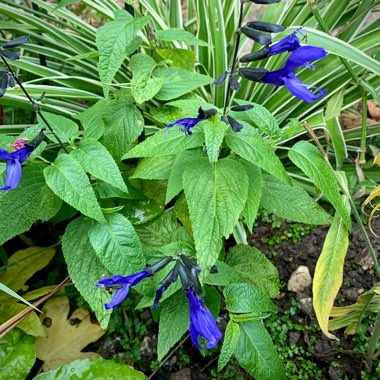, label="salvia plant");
[0,0,379,378]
